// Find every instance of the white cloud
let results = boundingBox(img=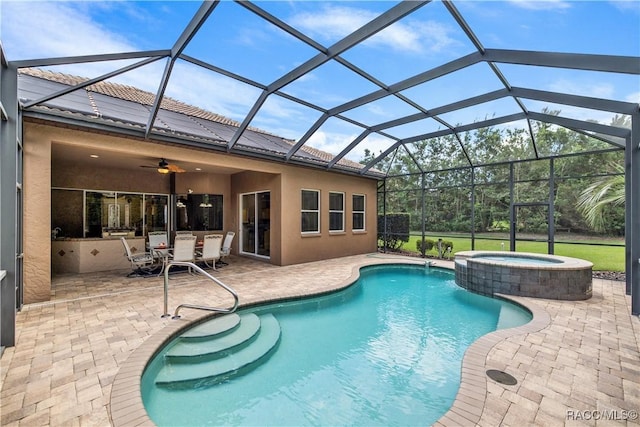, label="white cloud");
[1,1,134,60]
[261,95,307,120]
[506,0,572,11]
[352,134,396,162]
[548,79,615,99]
[307,130,356,157]
[609,0,640,14]
[364,103,389,117]
[234,26,271,49]
[168,62,262,124]
[1,0,164,92]
[291,5,372,42]
[400,20,455,53]
[527,99,617,124]
[306,130,331,151]
[306,130,393,162]
[626,91,640,104]
[1,1,263,125]
[290,5,456,55]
